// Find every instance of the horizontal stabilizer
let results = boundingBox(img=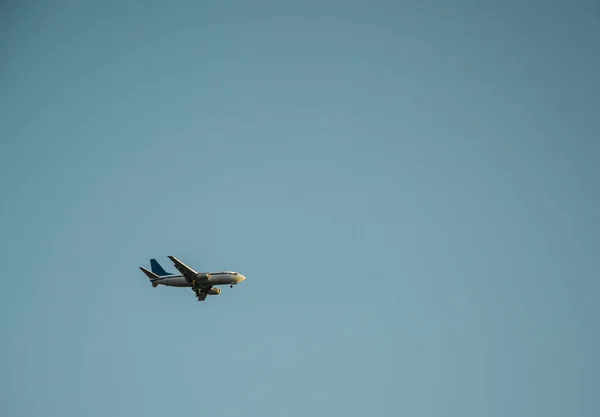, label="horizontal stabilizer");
[139,267,160,288]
